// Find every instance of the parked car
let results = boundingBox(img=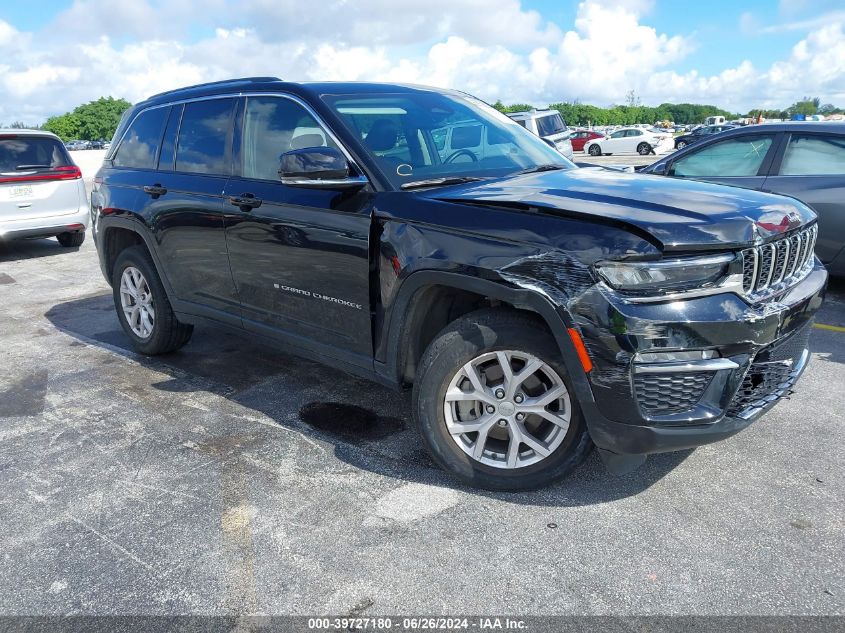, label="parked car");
[506,109,574,160]
[89,139,110,150]
[583,127,673,156]
[0,129,88,246]
[91,77,826,490]
[641,121,845,276]
[674,124,736,149]
[432,119,524,164]
[569,129,604,153]
[65,140,90,151]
